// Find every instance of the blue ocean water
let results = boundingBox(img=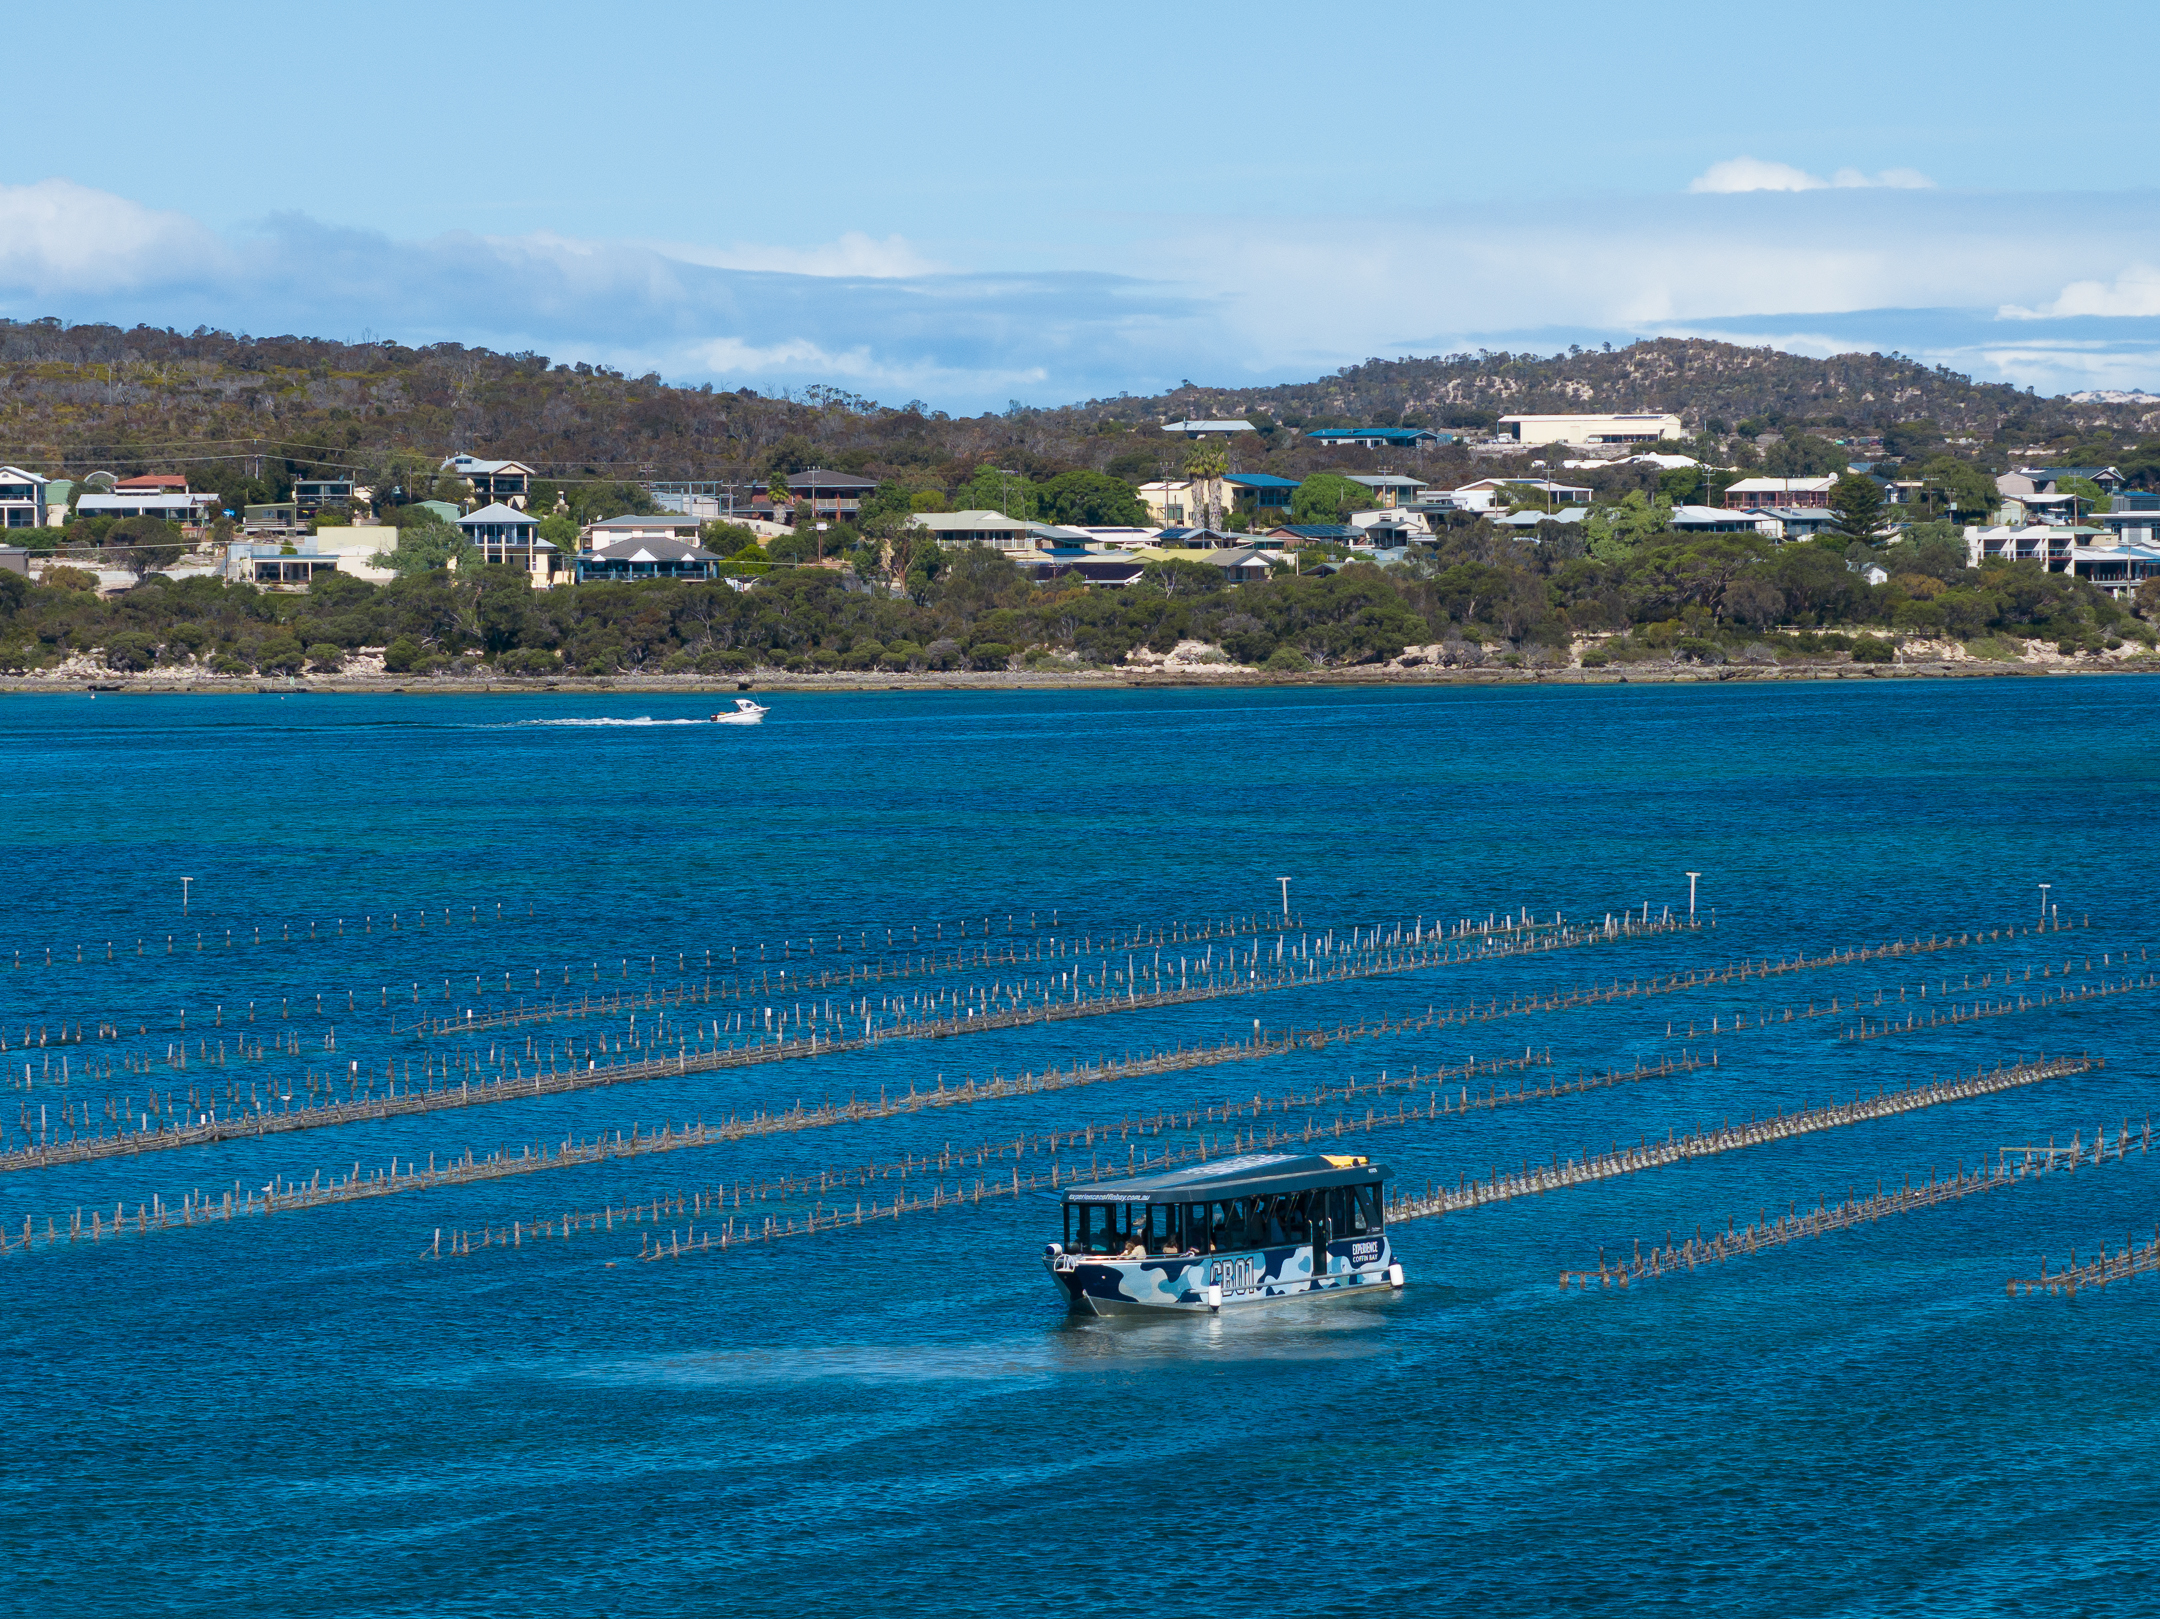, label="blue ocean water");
[2,680,2157,1618]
